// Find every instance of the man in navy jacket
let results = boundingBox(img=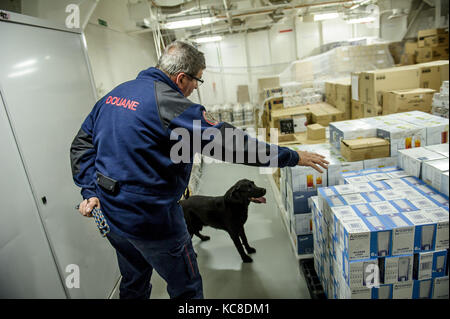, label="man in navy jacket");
[70,40,328,299]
